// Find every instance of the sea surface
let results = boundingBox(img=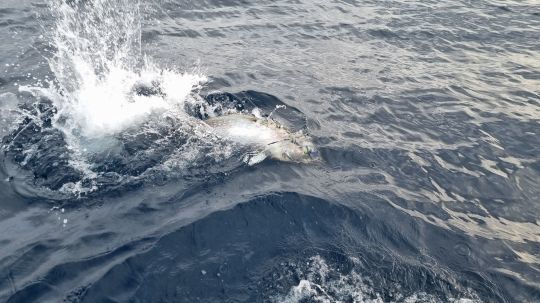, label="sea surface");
[0,0,539,302]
